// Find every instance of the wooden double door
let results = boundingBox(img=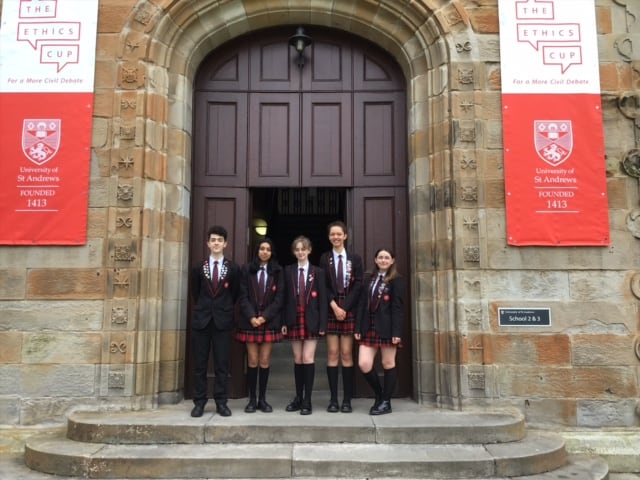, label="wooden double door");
[187,27,411,398]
